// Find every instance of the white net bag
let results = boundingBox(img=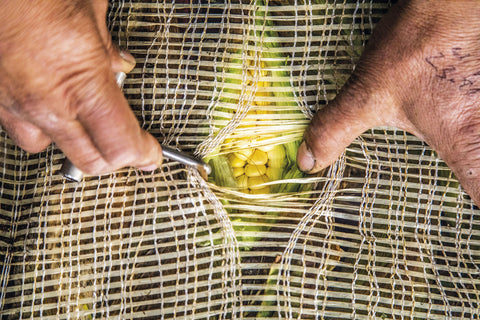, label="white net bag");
[1,0,480,319]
